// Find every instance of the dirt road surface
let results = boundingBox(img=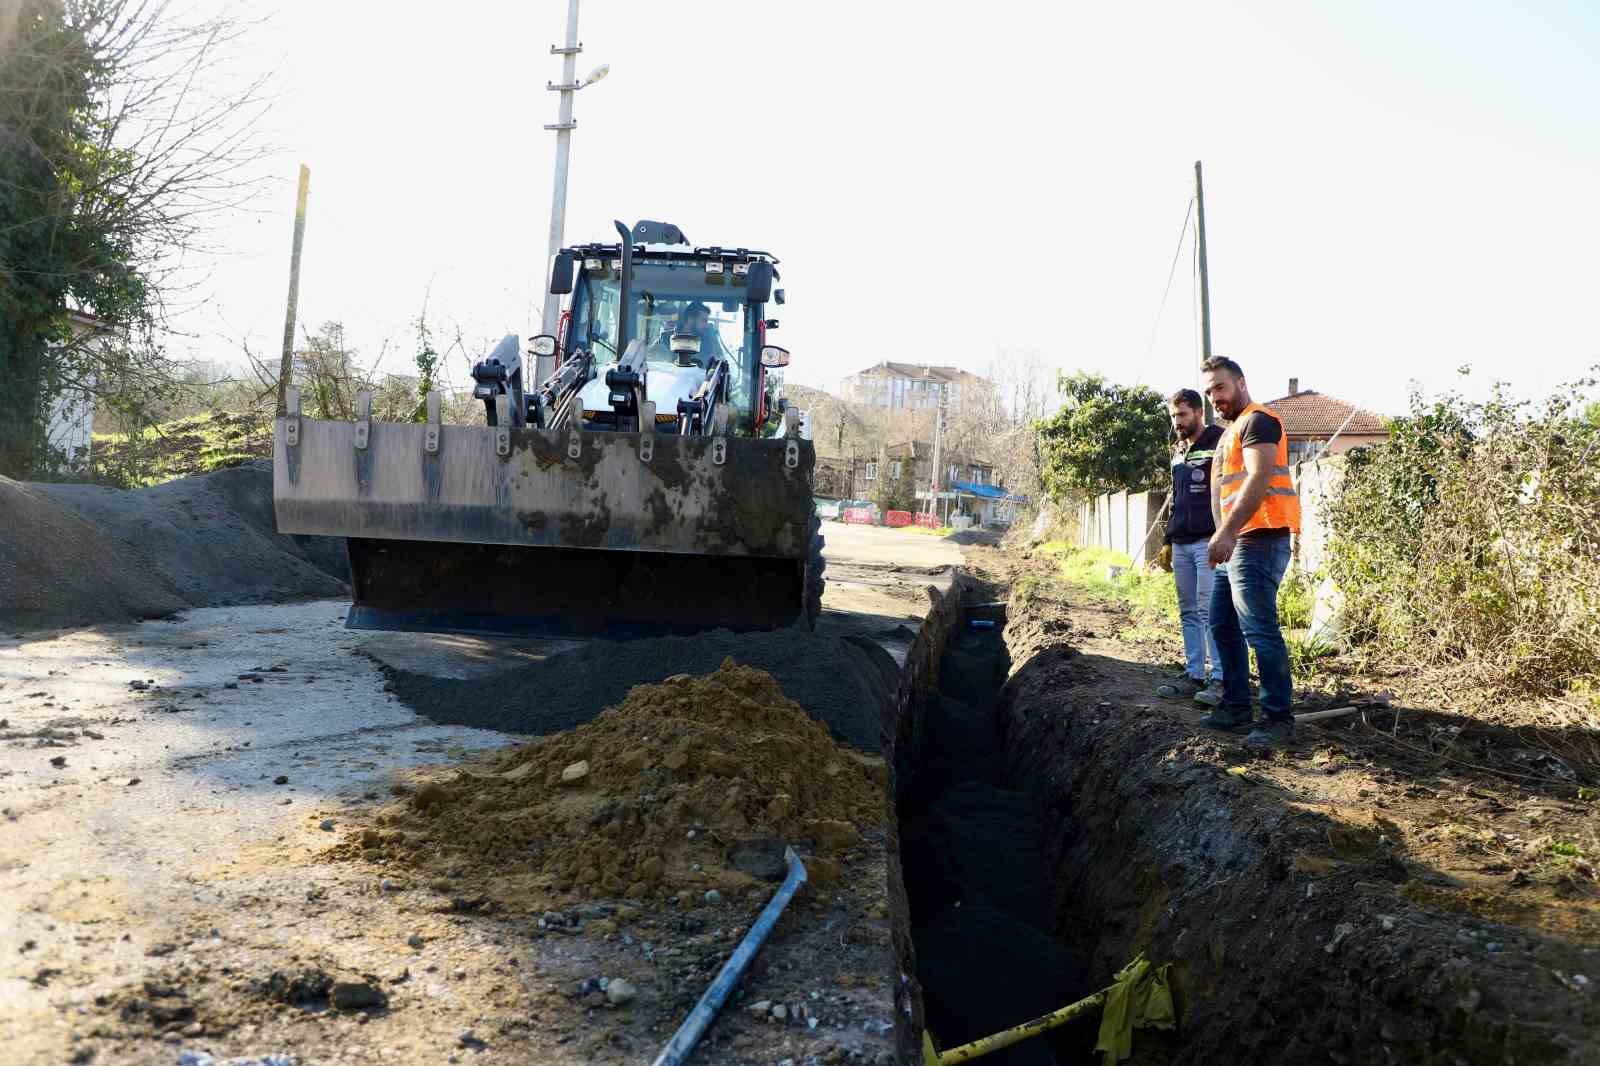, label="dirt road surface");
[0,524,961,1066]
